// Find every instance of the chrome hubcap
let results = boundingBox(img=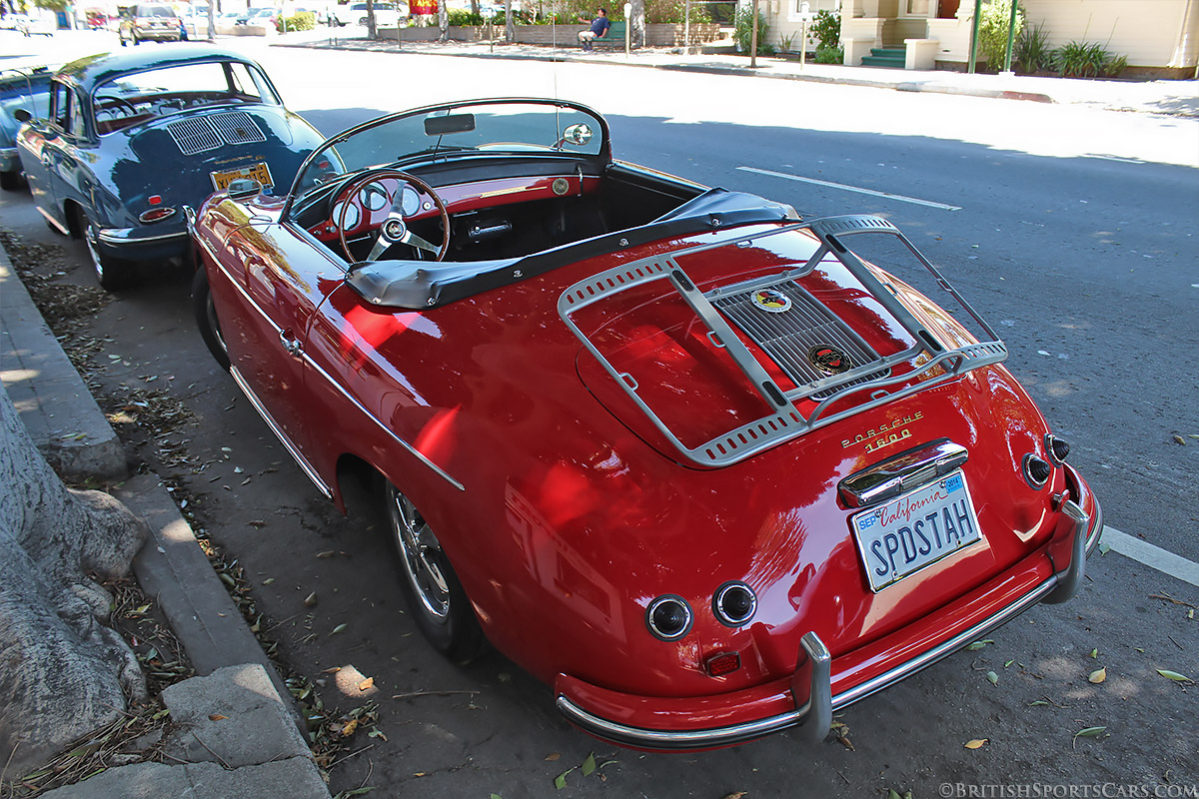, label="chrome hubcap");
[84,225,104,281]
[387,488,450,620]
